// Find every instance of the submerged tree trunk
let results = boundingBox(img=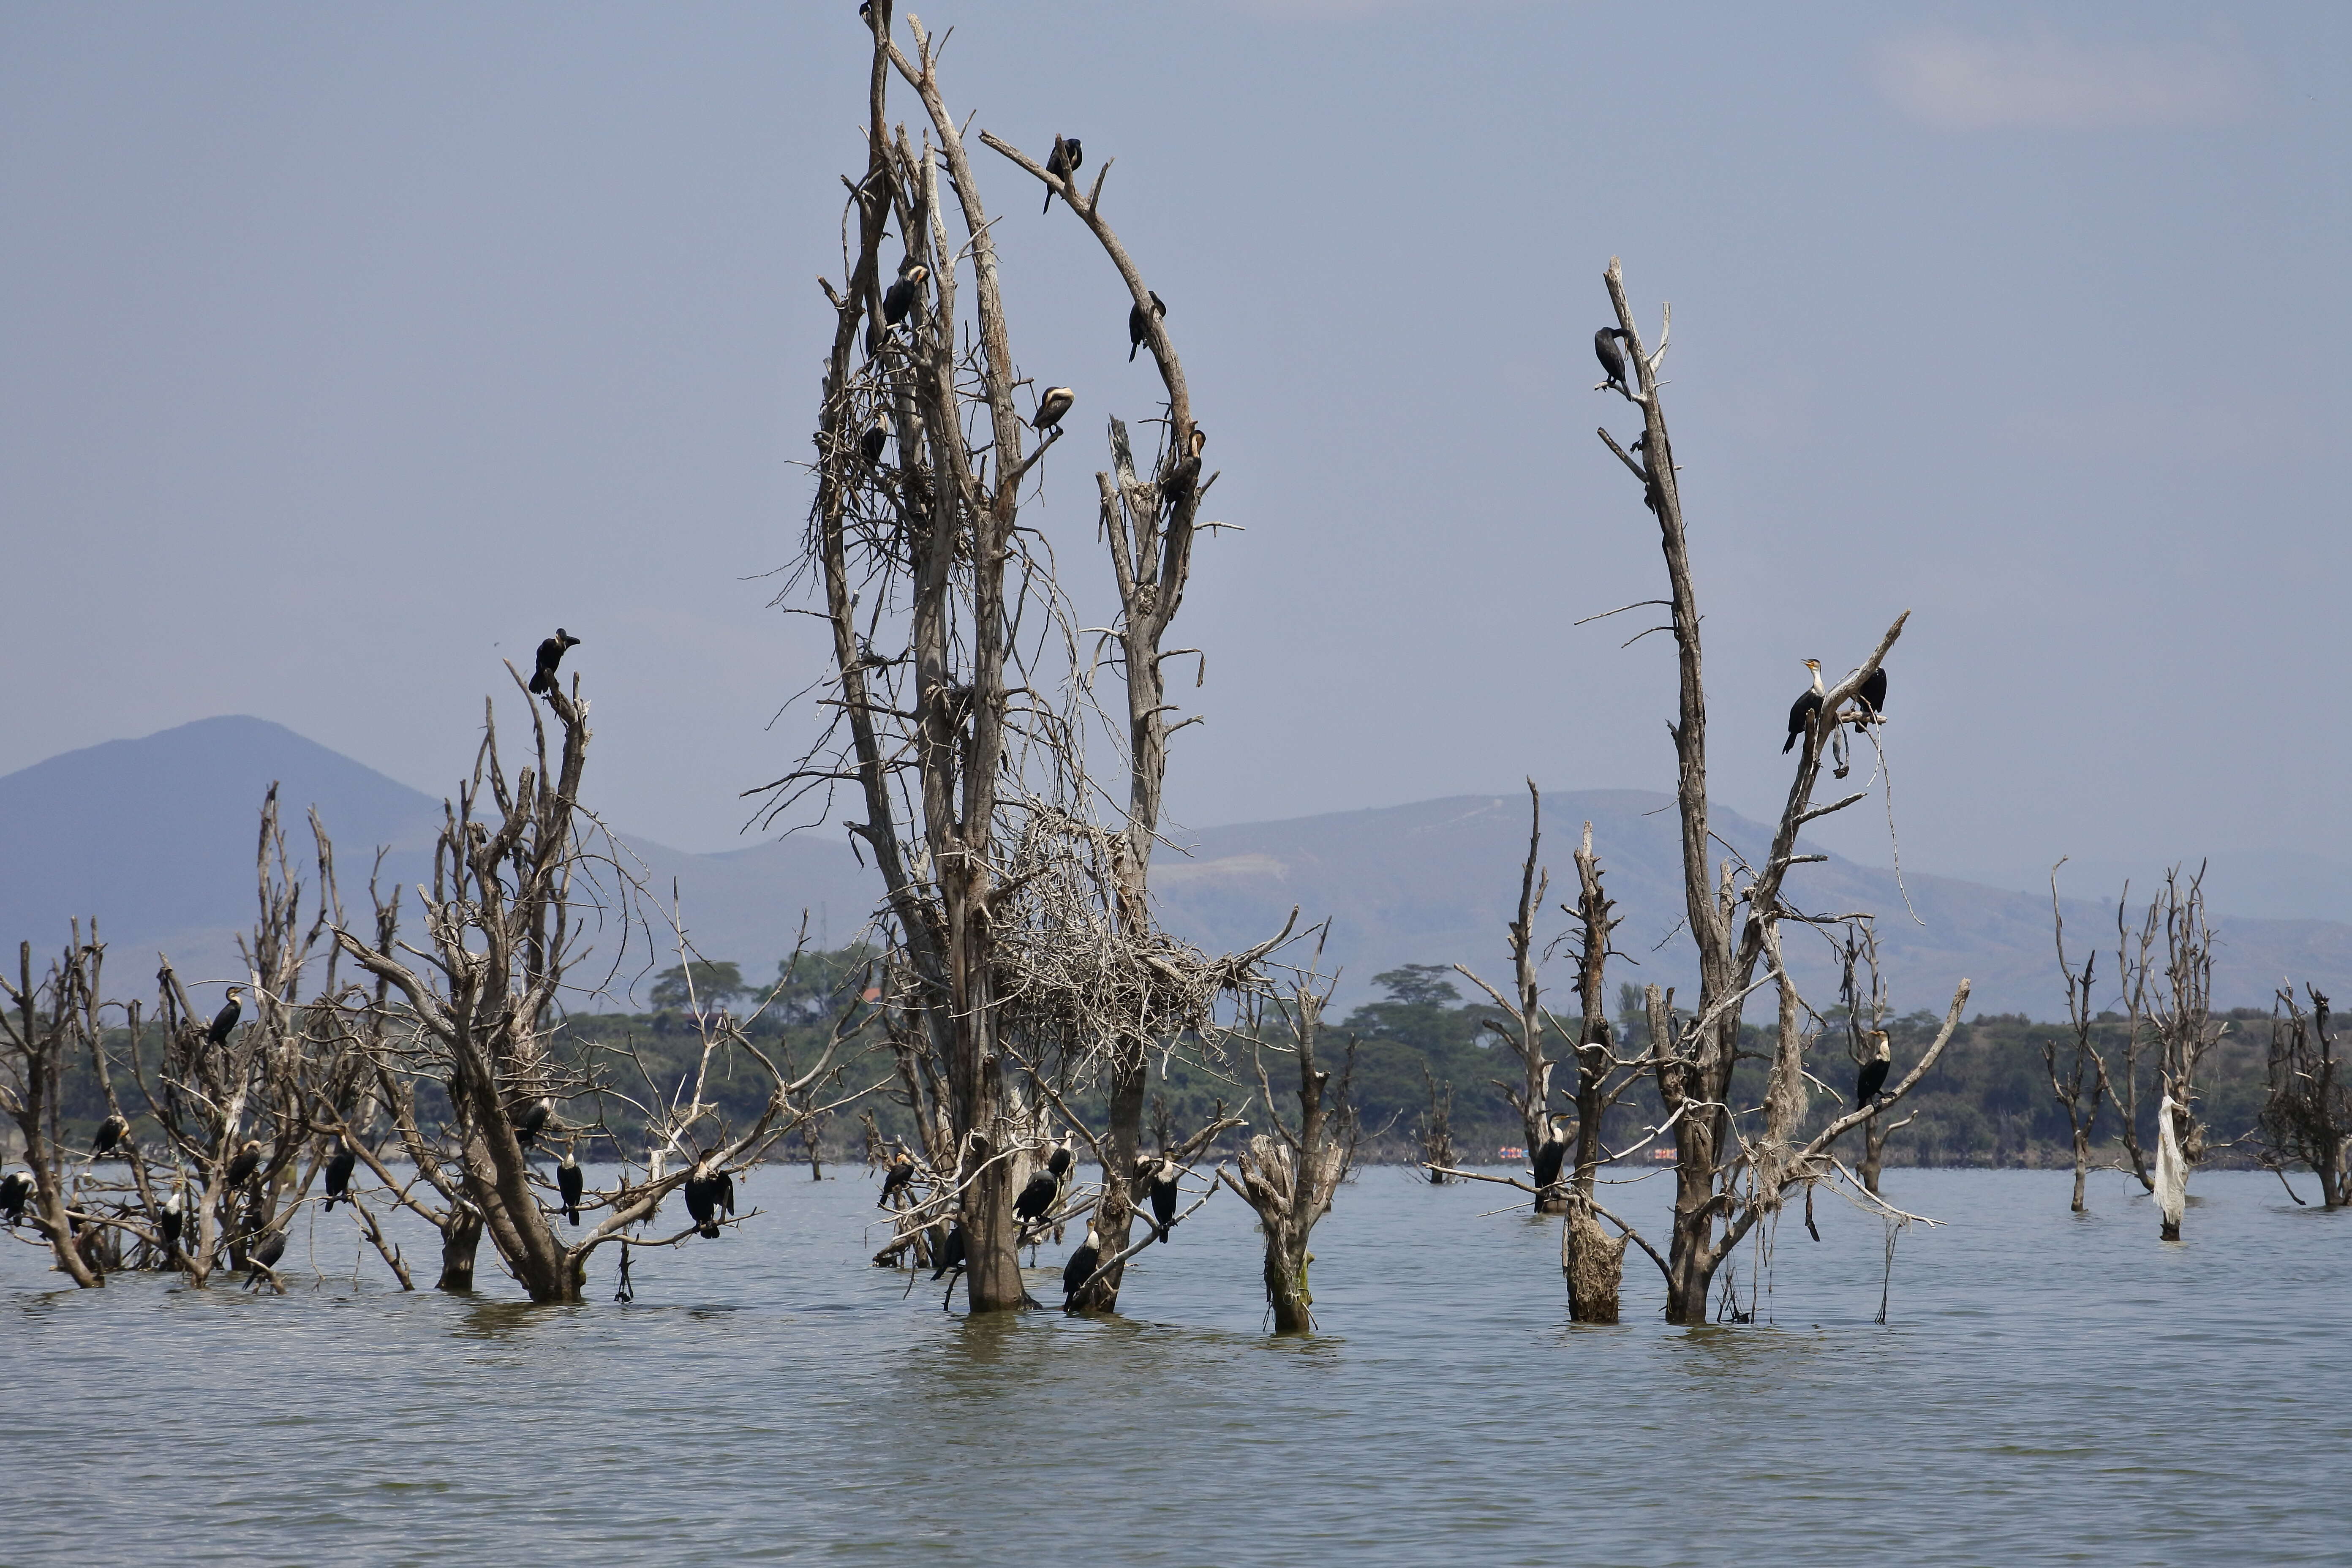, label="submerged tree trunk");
[1224,981,1355,1335]
[437,1206,485,1292]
